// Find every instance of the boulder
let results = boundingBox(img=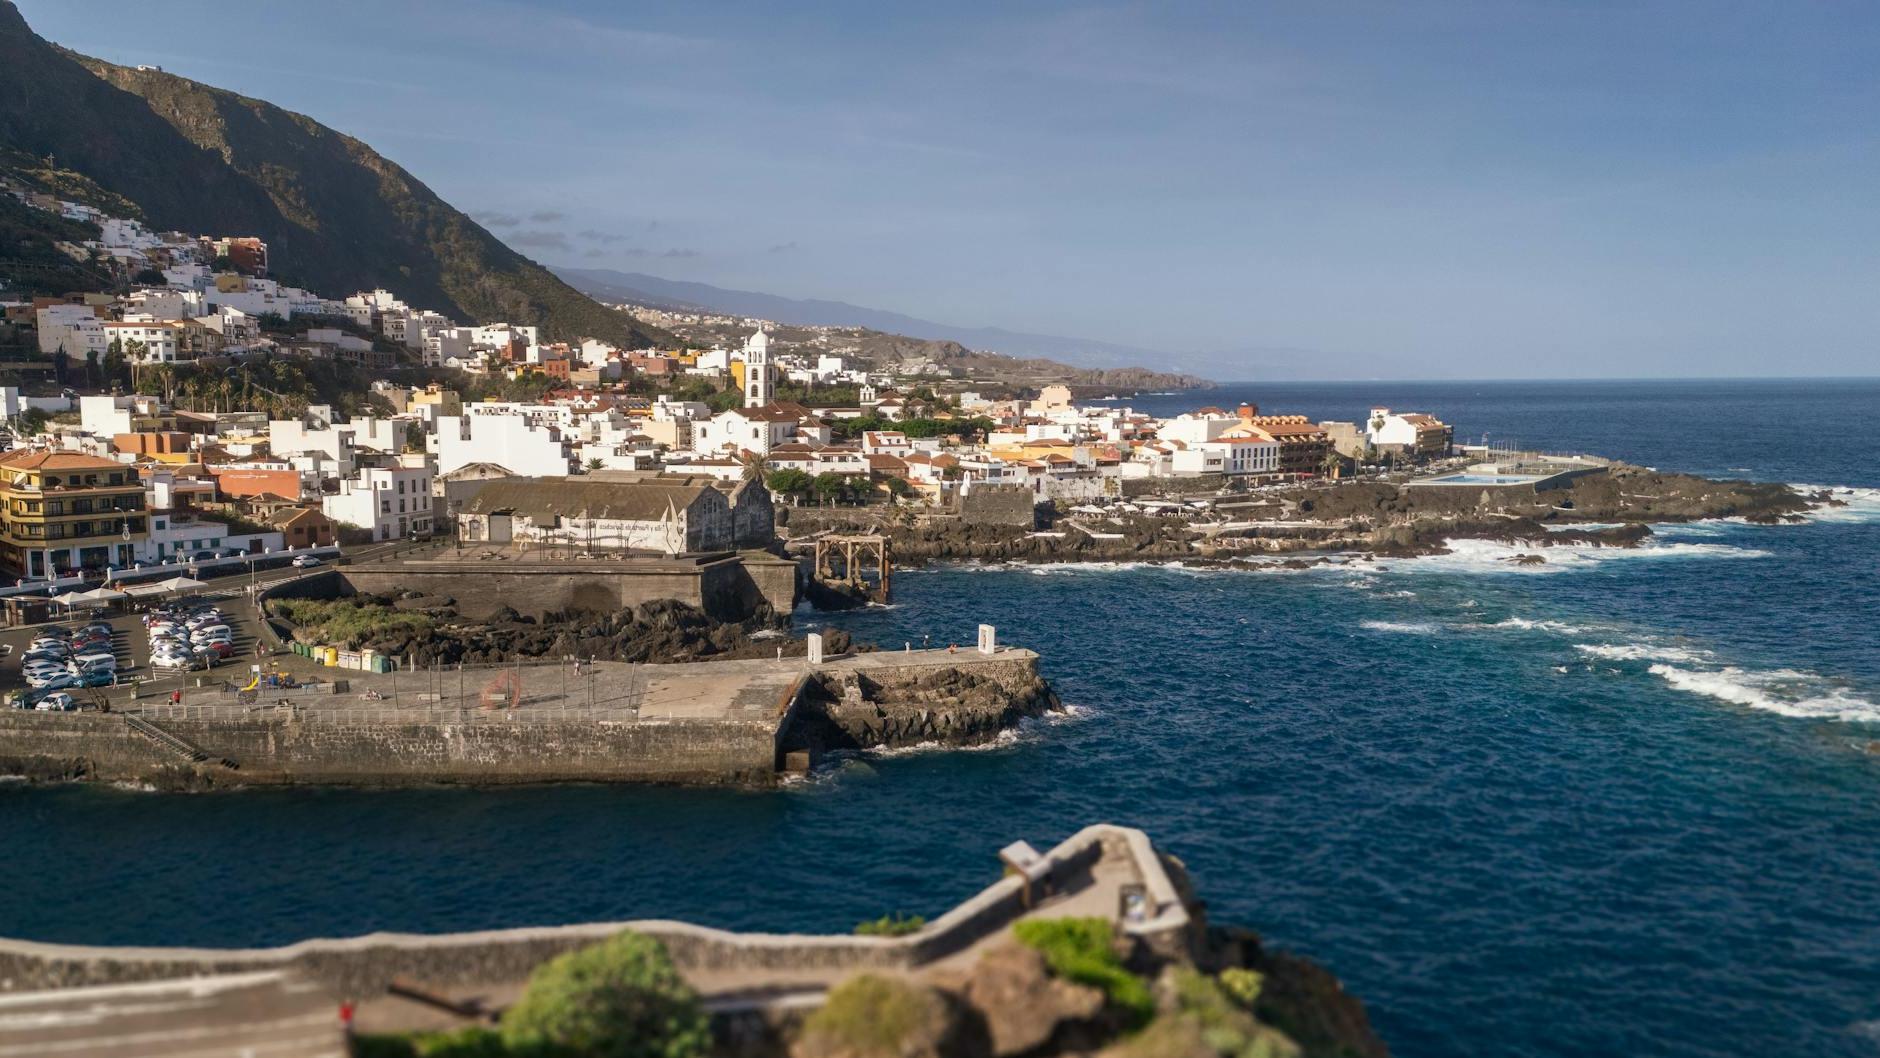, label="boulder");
[930,942,1105,1057]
